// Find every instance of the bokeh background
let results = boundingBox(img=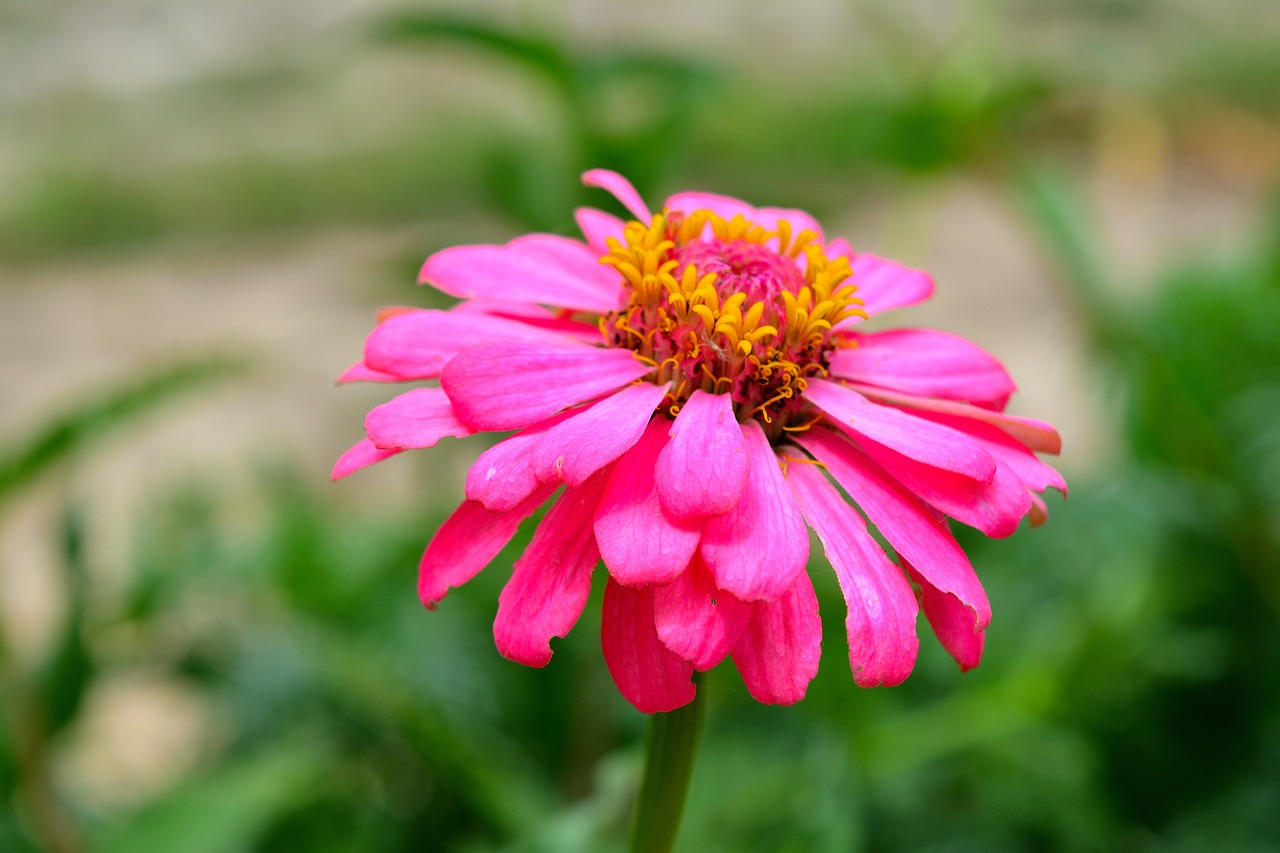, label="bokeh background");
[3,1,1279,850]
